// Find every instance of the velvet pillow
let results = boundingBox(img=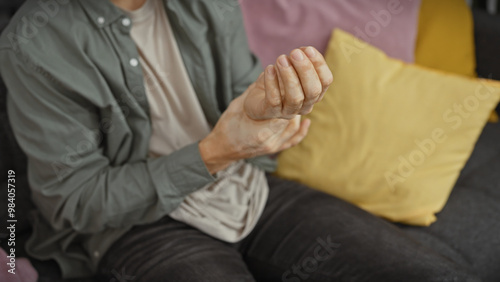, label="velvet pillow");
[276,29,500,226]
[240,0,421,66]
